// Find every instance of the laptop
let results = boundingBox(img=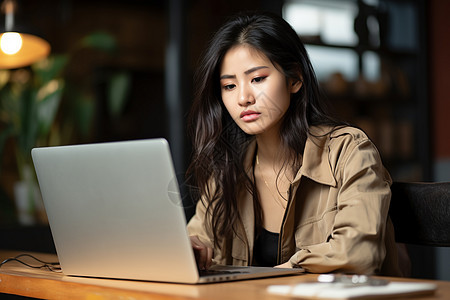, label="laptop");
[31,138,304,284]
